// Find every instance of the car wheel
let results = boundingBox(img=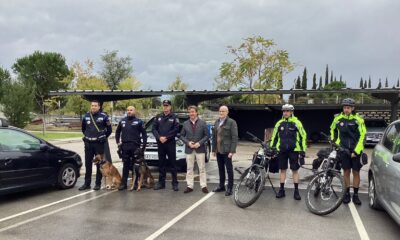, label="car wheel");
[57,163,78,189]
[368,175,382,210]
